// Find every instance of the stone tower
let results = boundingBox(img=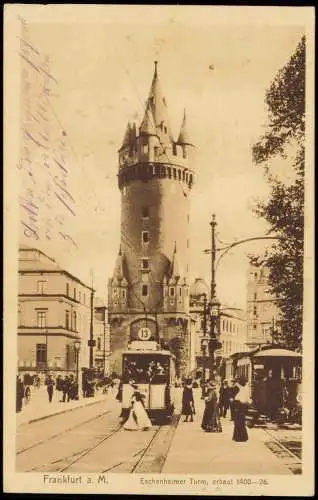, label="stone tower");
[108,62,195,376]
